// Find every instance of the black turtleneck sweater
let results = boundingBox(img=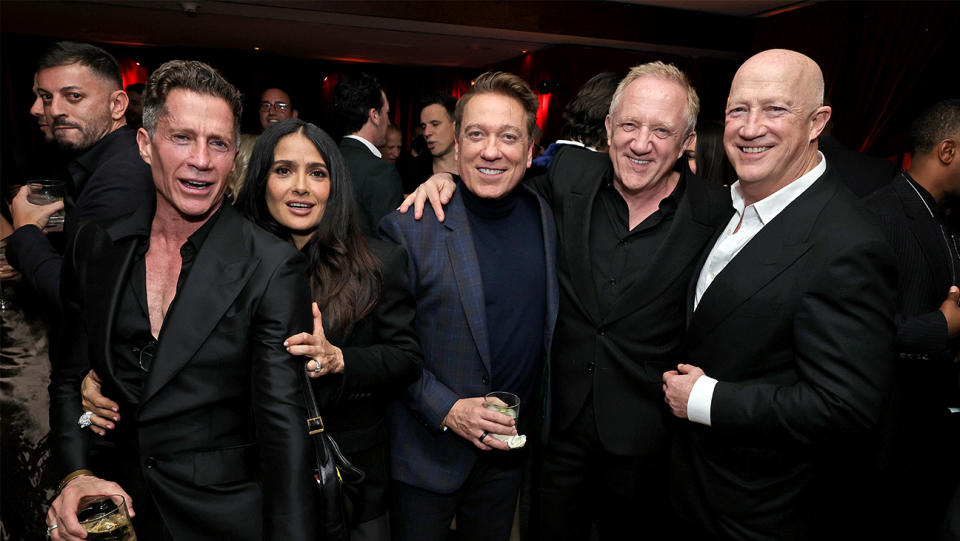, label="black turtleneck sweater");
[461,183,546,423]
